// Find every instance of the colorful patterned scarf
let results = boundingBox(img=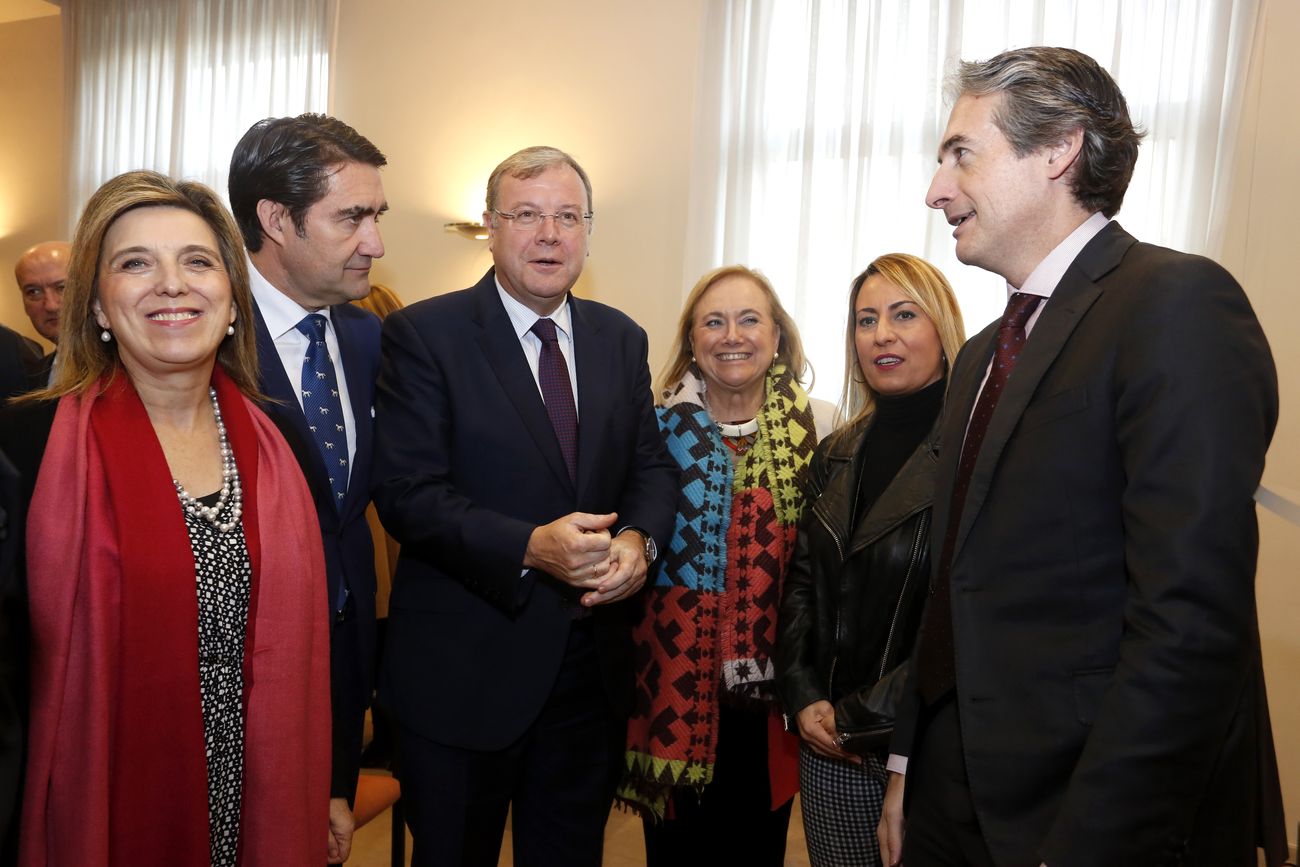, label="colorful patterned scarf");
[619,363,816,818]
